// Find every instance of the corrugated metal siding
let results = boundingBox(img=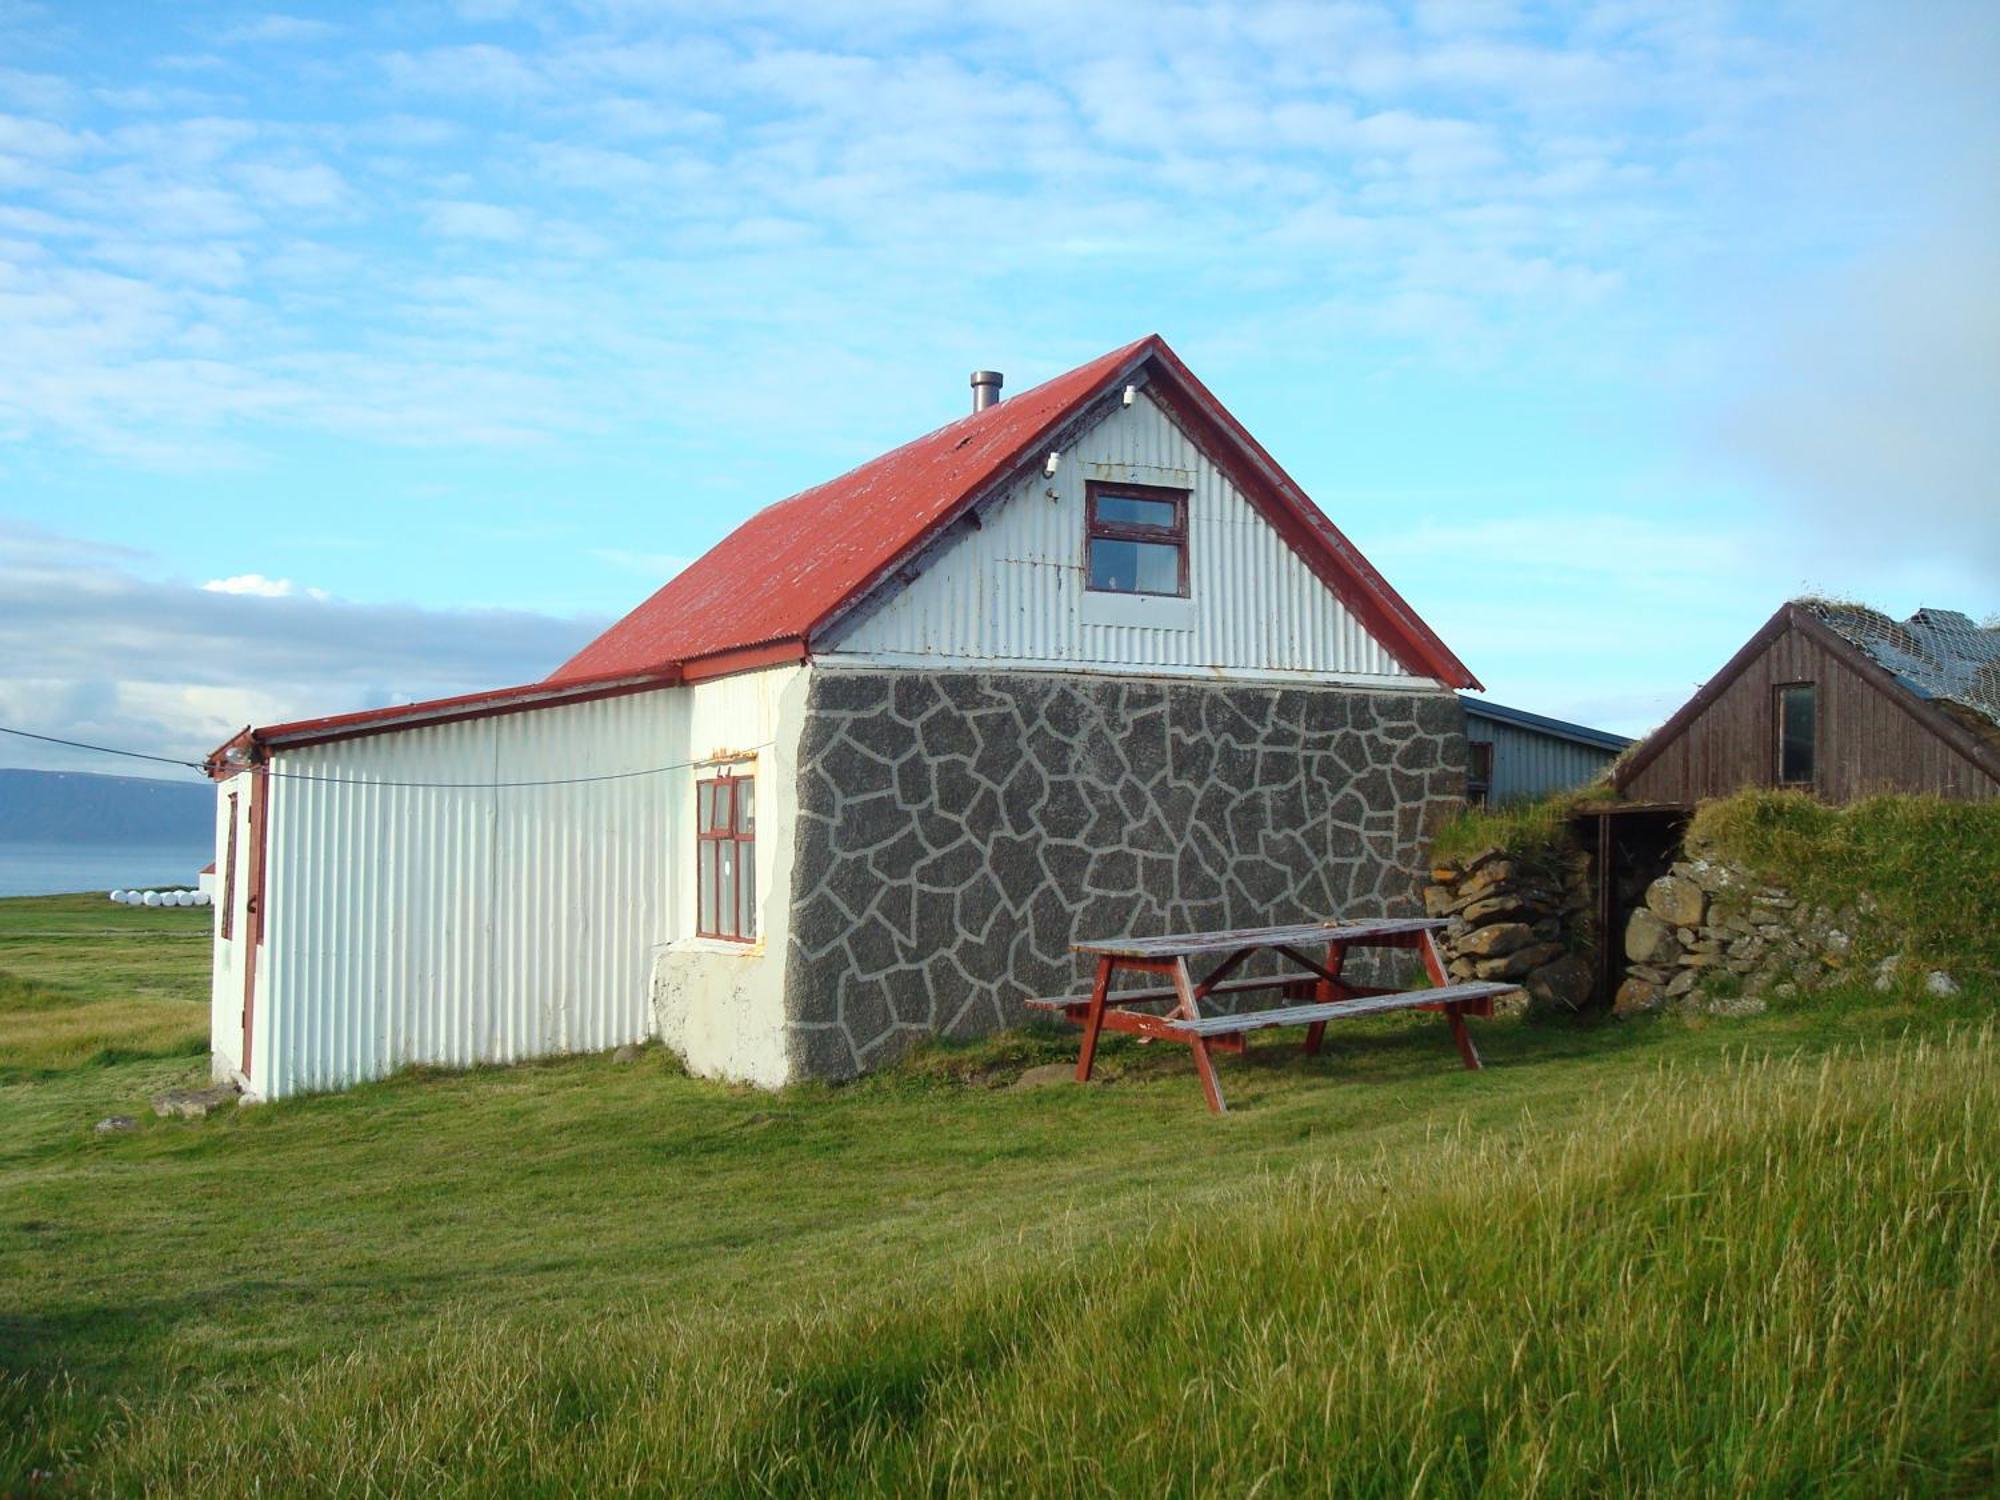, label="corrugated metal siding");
[251,668,807,1098]
[1466,715,1620,805]
[823,390,1413,679]
[1623,622,2000,804]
